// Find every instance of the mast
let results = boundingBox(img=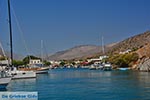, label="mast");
[41,40,43,67]
[7,0,13,67]
[102,36,105,55]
